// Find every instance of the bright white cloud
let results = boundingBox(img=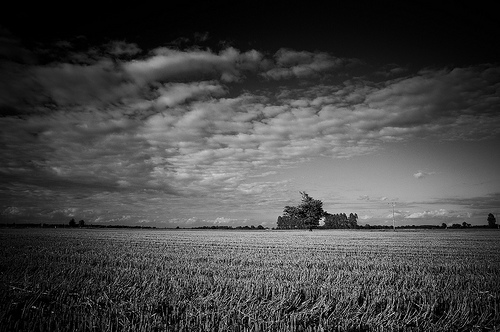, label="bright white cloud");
[406,209,451,219]
[413,172,425,179]
[413,170,435,179]
[212,217,238,224]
